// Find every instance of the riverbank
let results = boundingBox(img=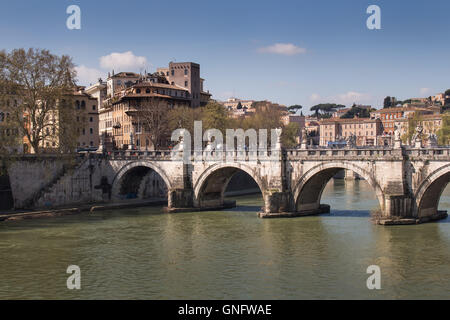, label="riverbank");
[0,199,167,222]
